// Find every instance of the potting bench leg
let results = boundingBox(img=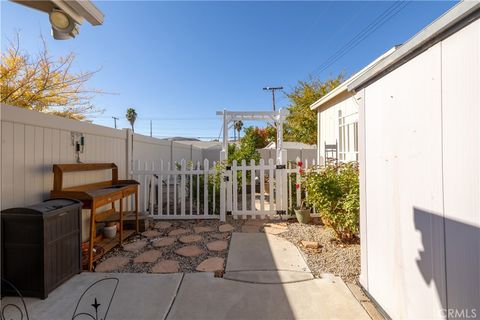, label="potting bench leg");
[88,205,96,272]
